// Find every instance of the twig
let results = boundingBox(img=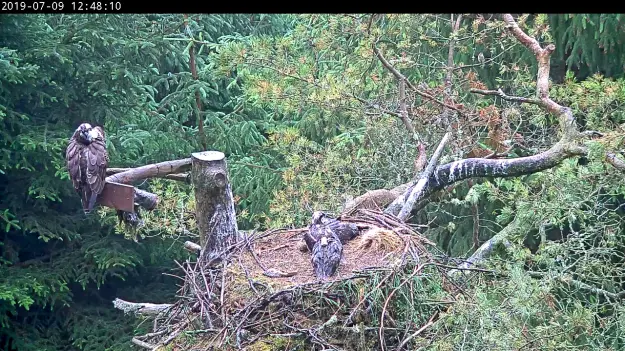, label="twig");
[395,311,439,350]
[132,337,156,350]
[470,88,541,105]
[373,45,464,114]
